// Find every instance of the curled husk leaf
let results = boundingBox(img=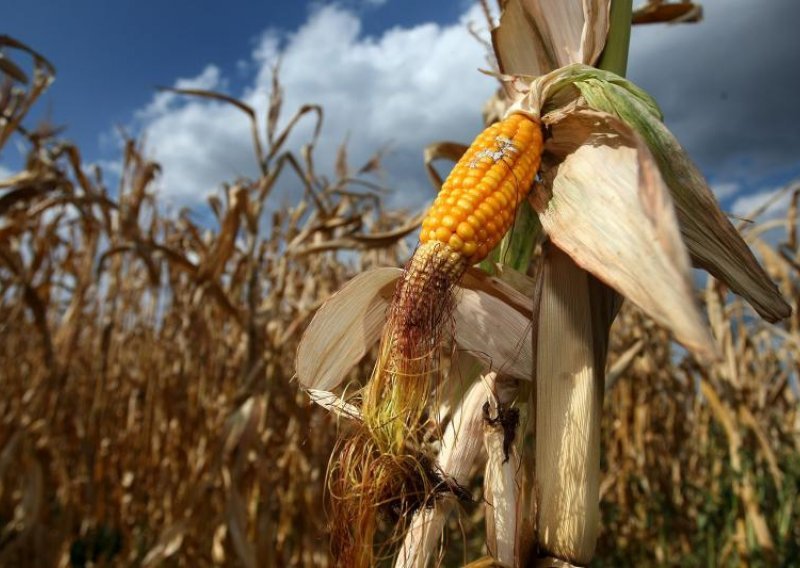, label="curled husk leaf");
[513,63,790,323]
